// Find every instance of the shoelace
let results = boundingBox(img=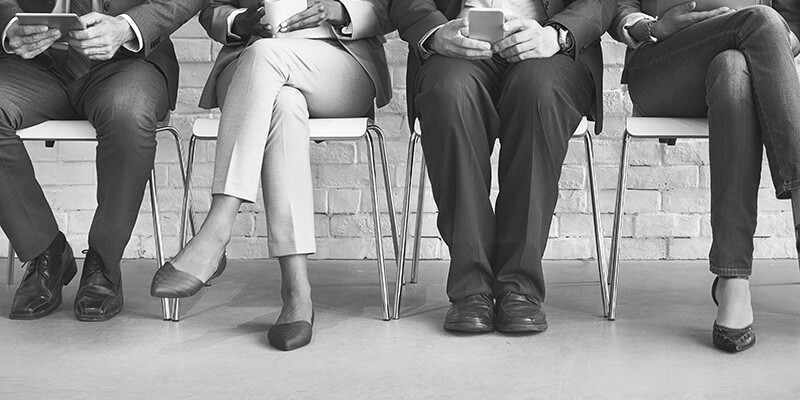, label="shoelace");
[20,253,50,280]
